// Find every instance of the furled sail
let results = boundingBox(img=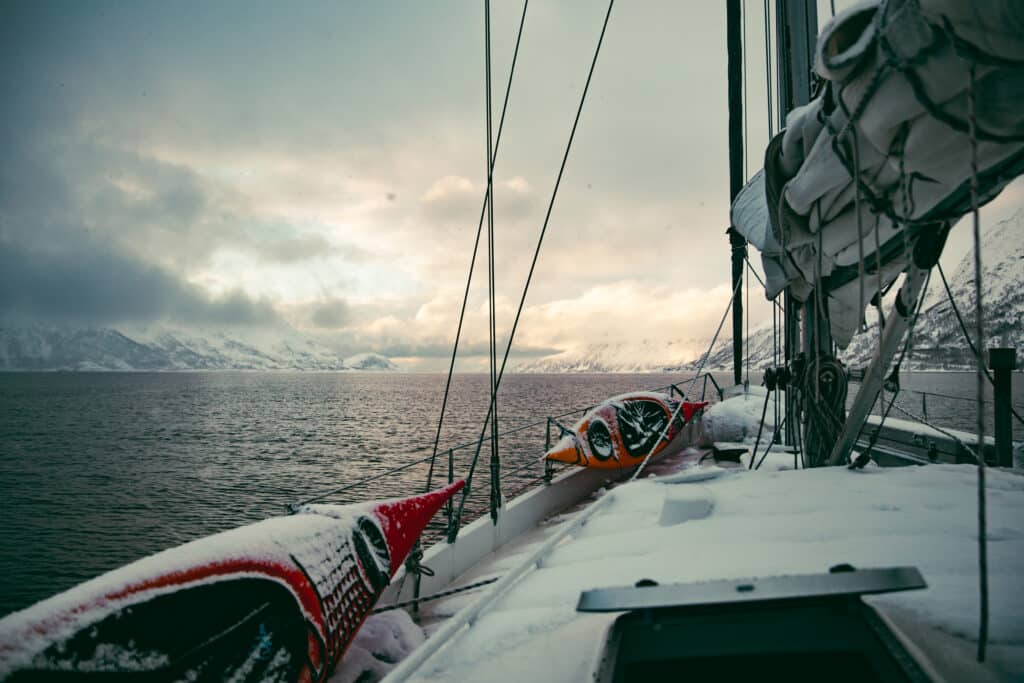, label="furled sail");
[733,0,1024,347]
